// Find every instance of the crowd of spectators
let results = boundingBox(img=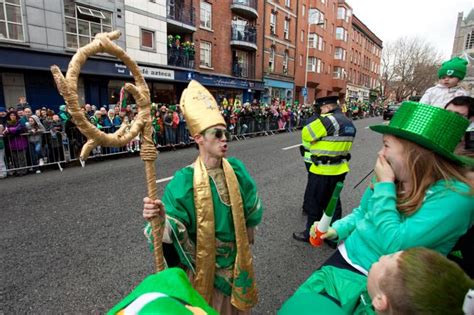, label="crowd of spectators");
[0,95,382,178]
